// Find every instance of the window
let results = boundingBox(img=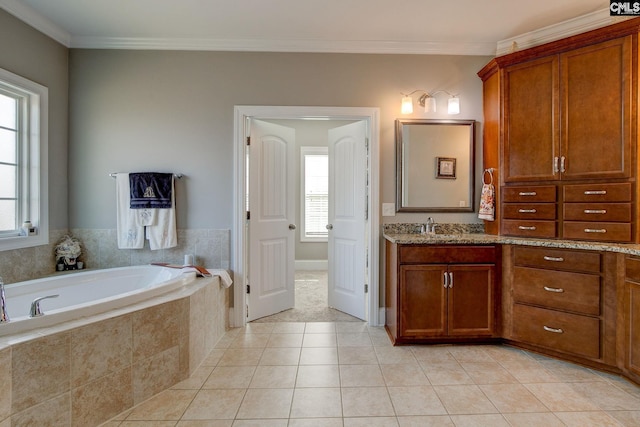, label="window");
[0,68,48,250]
[301,147,328,242]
